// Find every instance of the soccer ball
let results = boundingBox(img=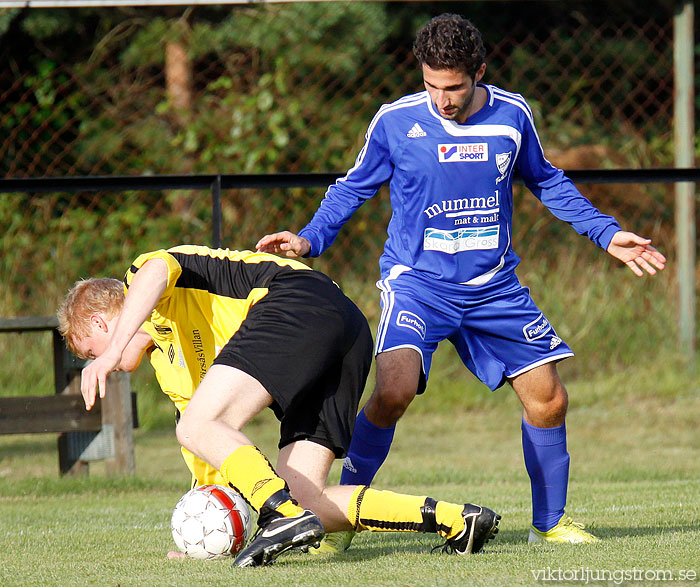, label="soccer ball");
[171,484,253,560]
